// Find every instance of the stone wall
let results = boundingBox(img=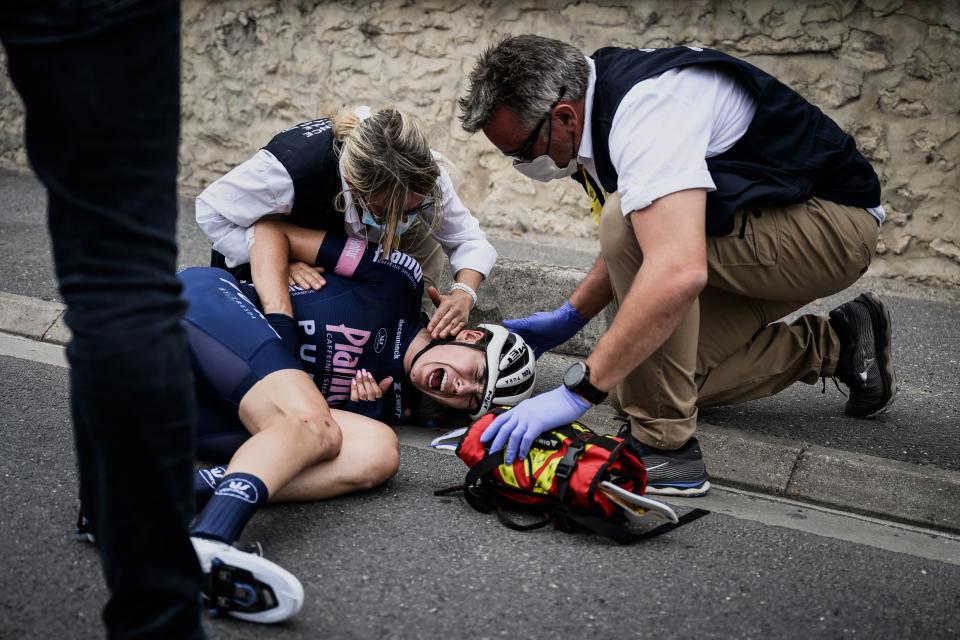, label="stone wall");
[1,0,958,283]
